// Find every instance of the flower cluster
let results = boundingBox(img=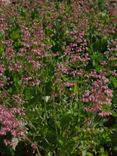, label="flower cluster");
[0,0,116,155]
[0,105,25,148]
[65,32,90,64]
[22,75,40,87]
[83,74,113,117]
[0,64,5,76]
